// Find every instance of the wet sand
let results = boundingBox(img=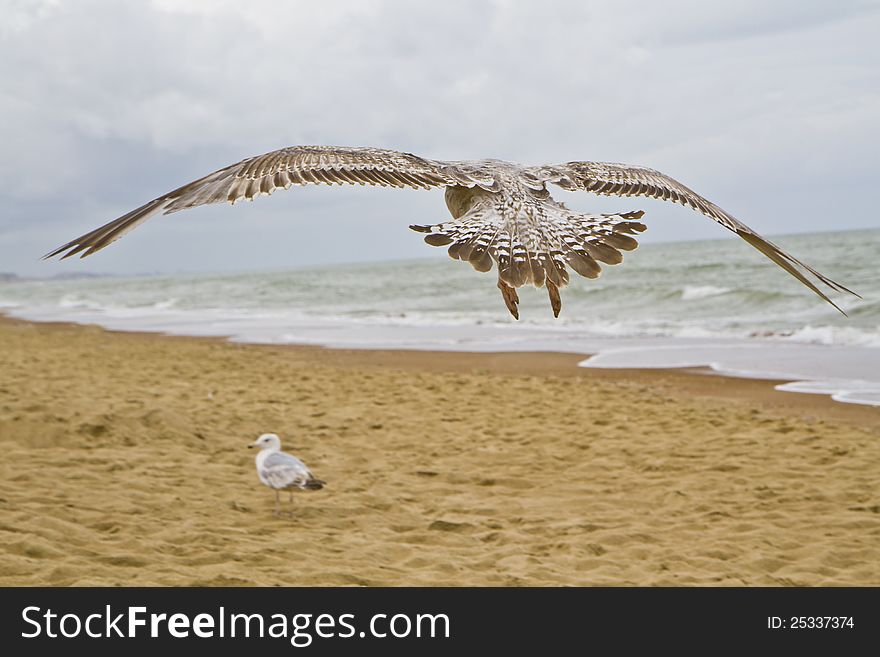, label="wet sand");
[0,315,878,586]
